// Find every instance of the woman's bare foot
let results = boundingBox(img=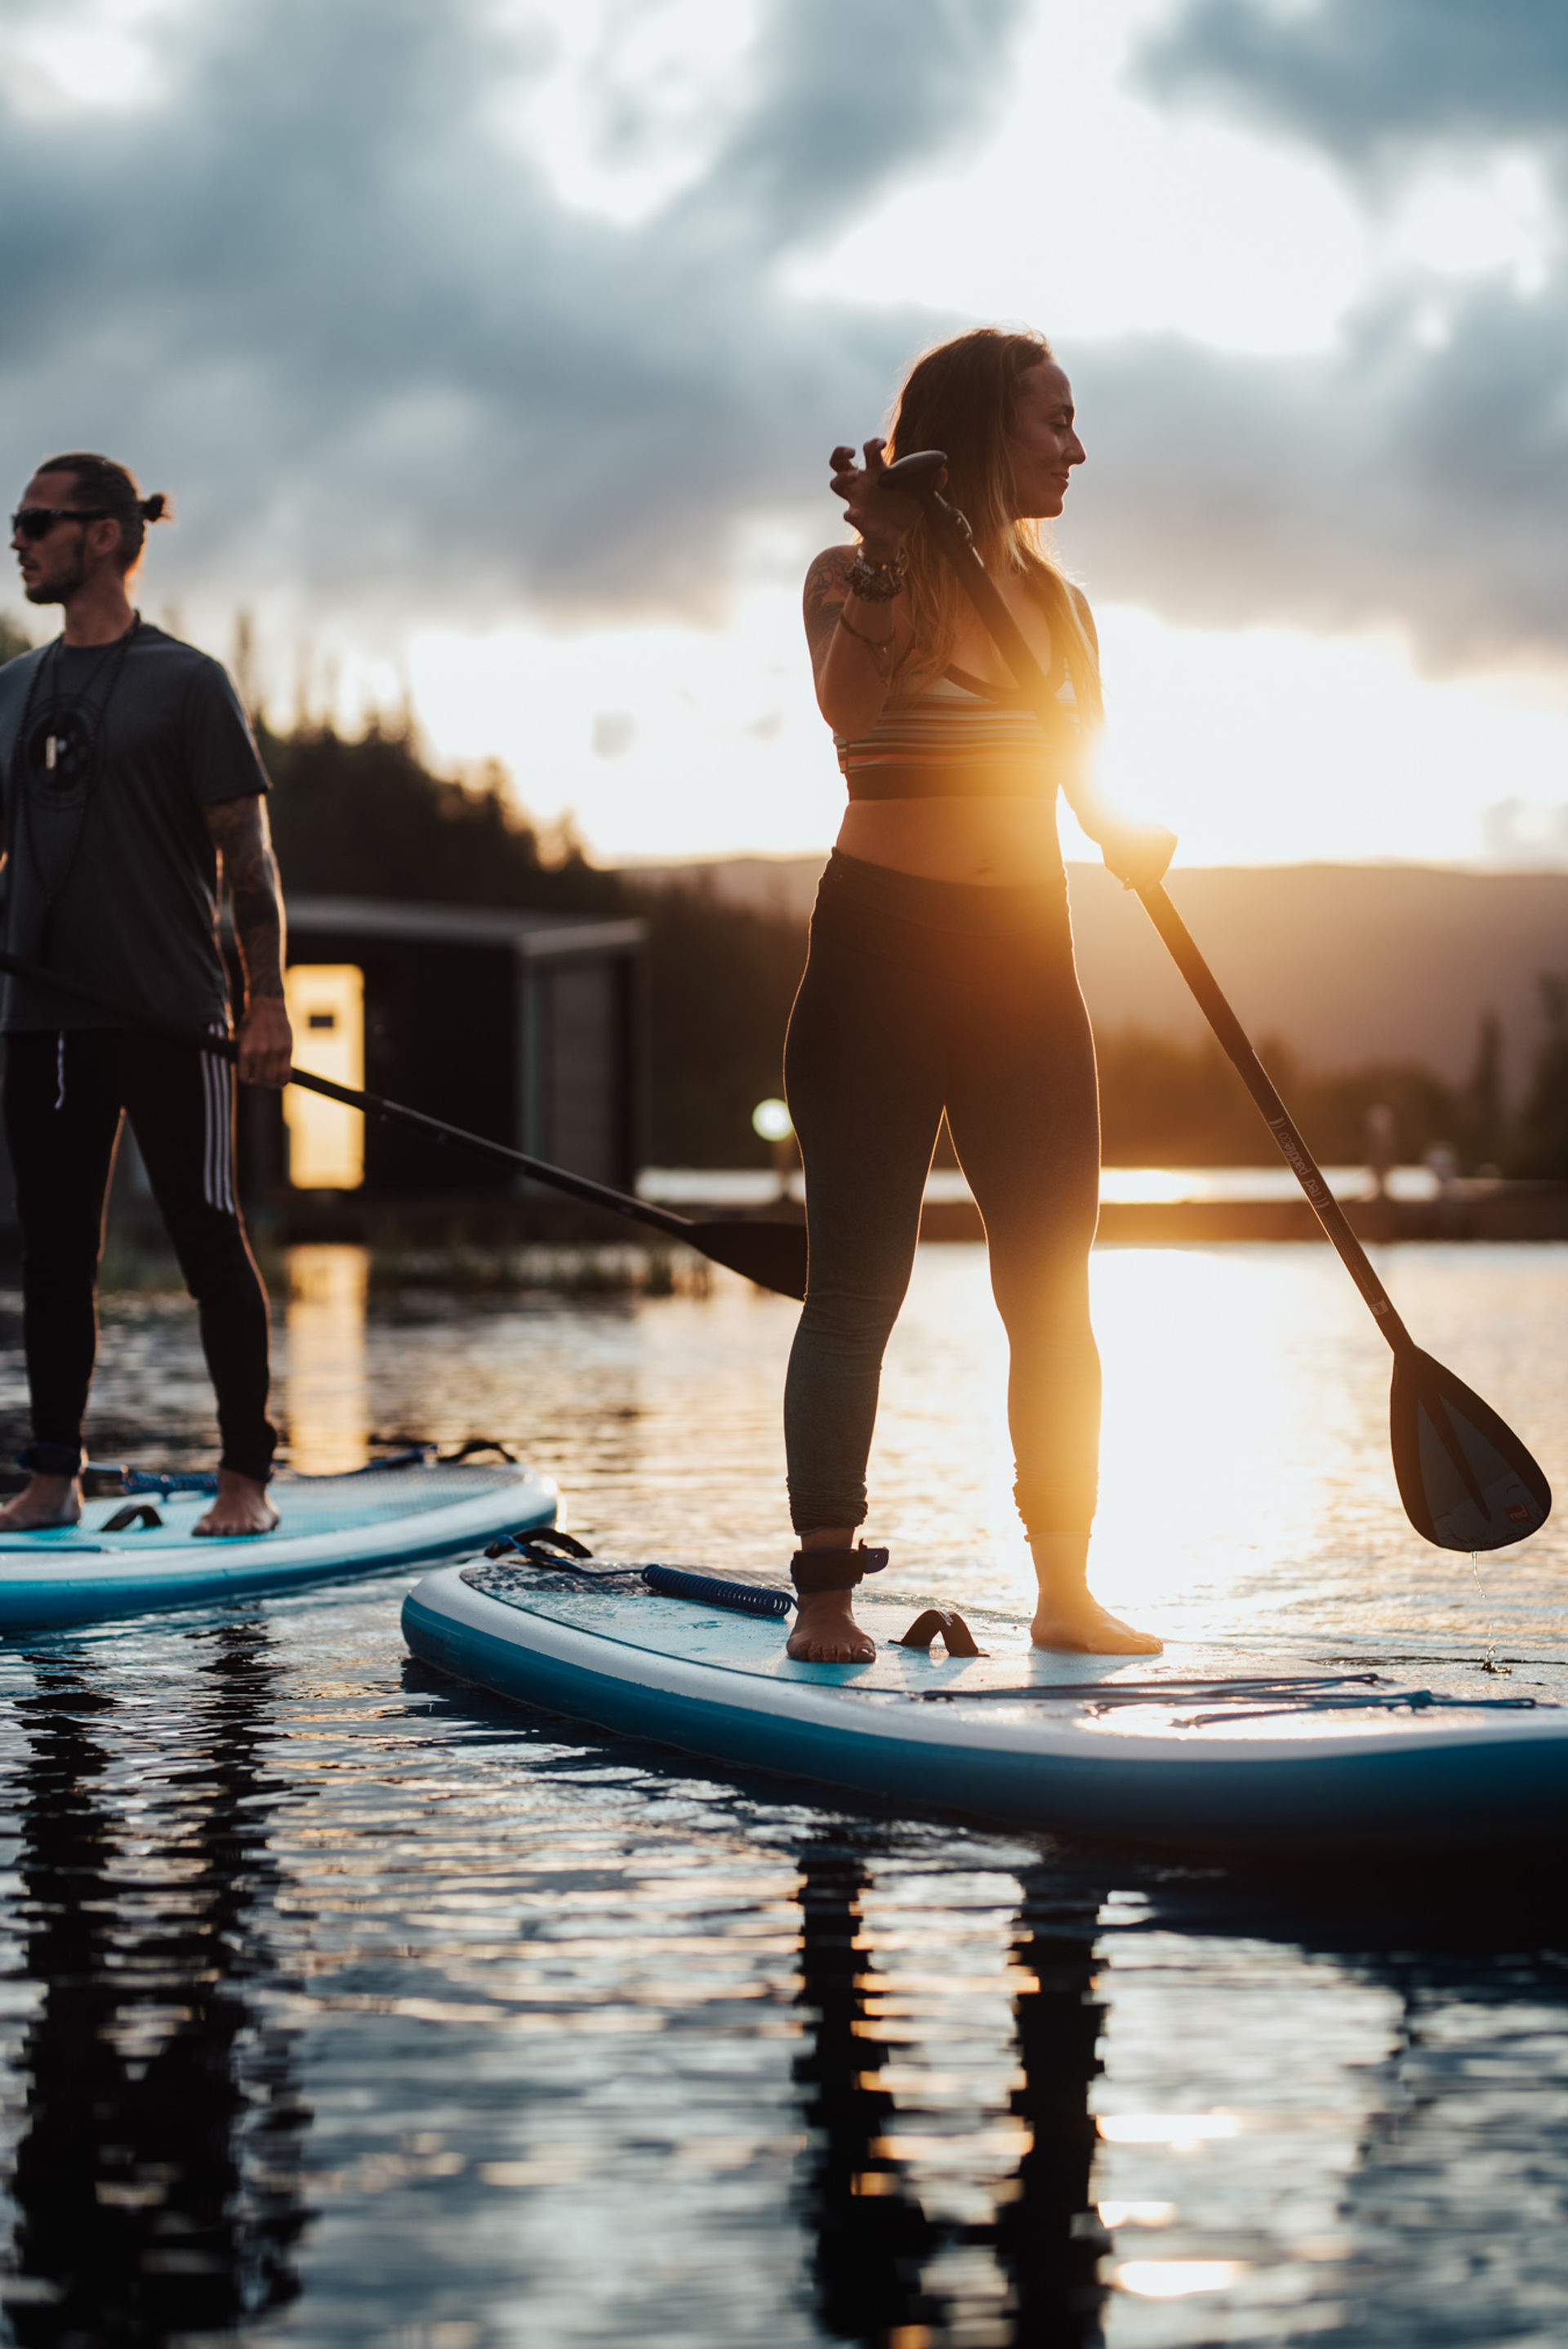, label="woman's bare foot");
[1031,1593,1163,1655]
[1029,1531,1161,1655]
[787,1589,876,1665]
[193,1470,279,1539]
[786,1525,877,1663]
[0,1473,82,1531]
